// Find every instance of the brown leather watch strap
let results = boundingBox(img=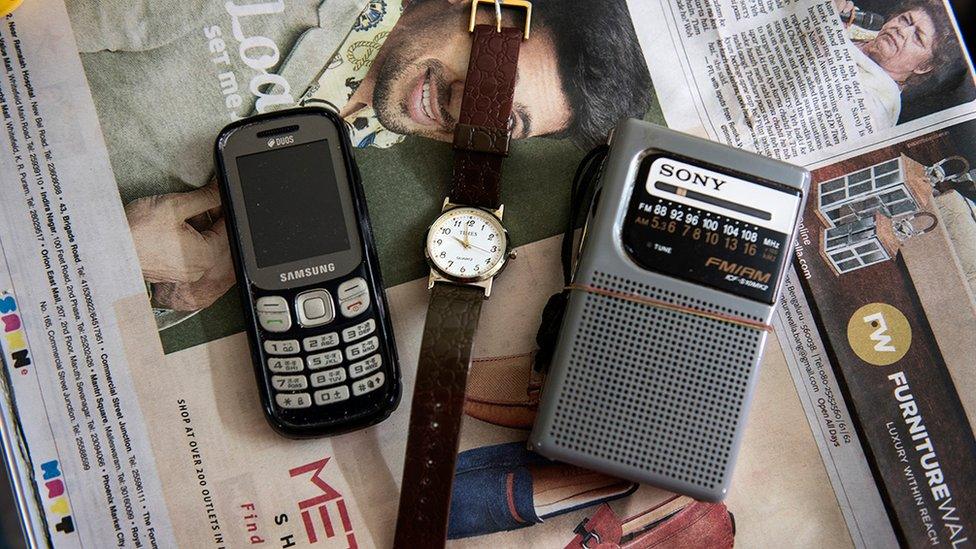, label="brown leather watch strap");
[449,23,522,210]
[393,283,484,547]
